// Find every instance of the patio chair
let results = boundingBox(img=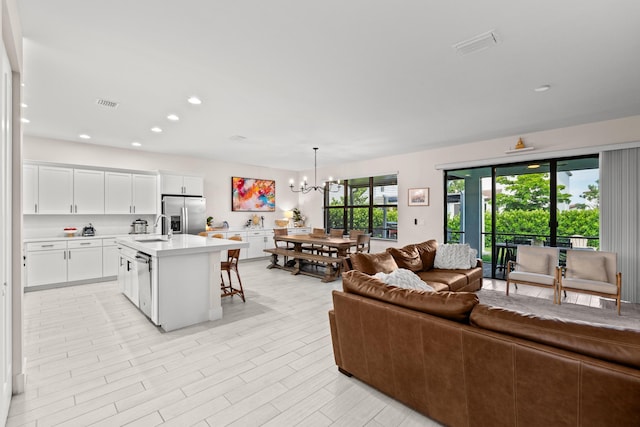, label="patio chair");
[558,250,622,315]
[506,245,560,303]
